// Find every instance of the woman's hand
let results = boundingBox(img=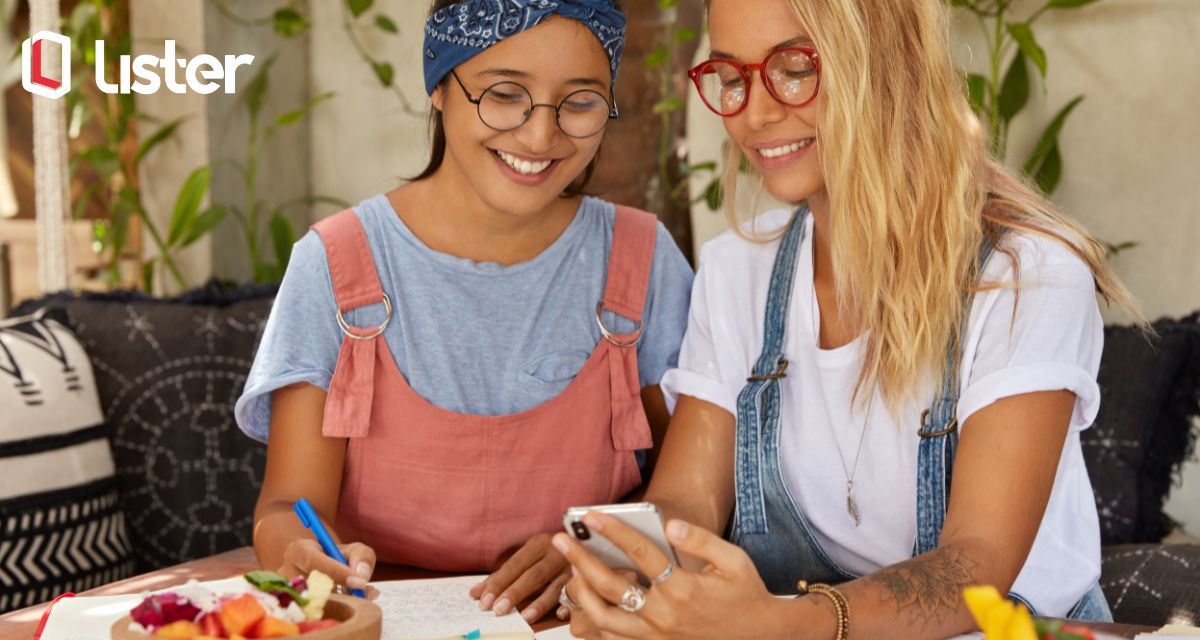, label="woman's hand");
[278,537,381,601]
[470,533,571,623]
[552,513,792,640]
